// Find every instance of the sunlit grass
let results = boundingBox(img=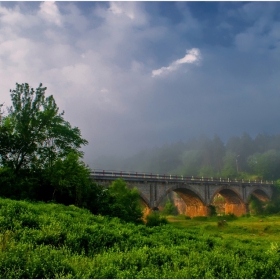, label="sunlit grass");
[167,214,280,243]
